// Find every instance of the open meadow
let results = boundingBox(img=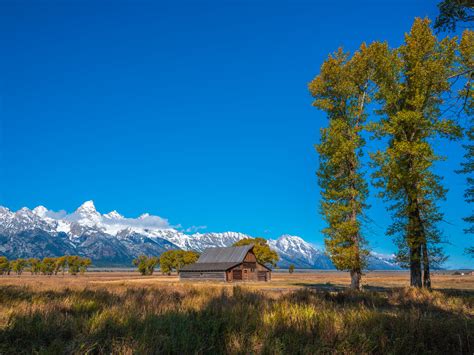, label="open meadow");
[0,271,472,354]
